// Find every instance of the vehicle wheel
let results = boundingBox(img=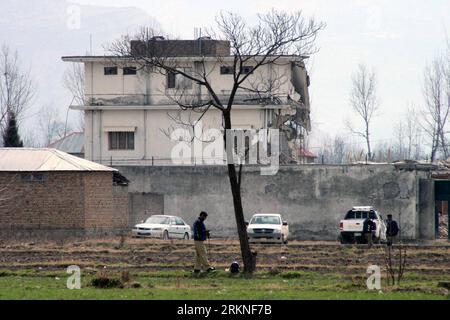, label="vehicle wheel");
[183,232,189,240]
[162,230,169,240]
